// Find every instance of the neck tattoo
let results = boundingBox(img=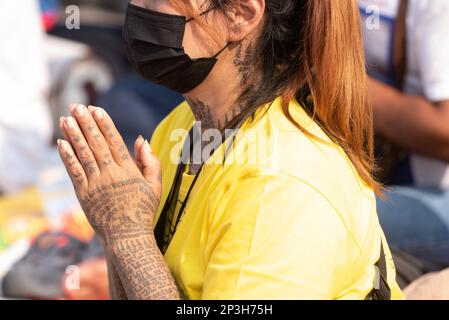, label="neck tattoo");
[184,40,256,175]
